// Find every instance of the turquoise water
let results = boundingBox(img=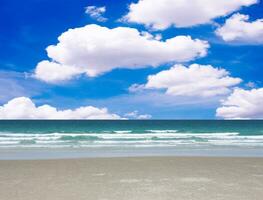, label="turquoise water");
[0,120,263,149]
